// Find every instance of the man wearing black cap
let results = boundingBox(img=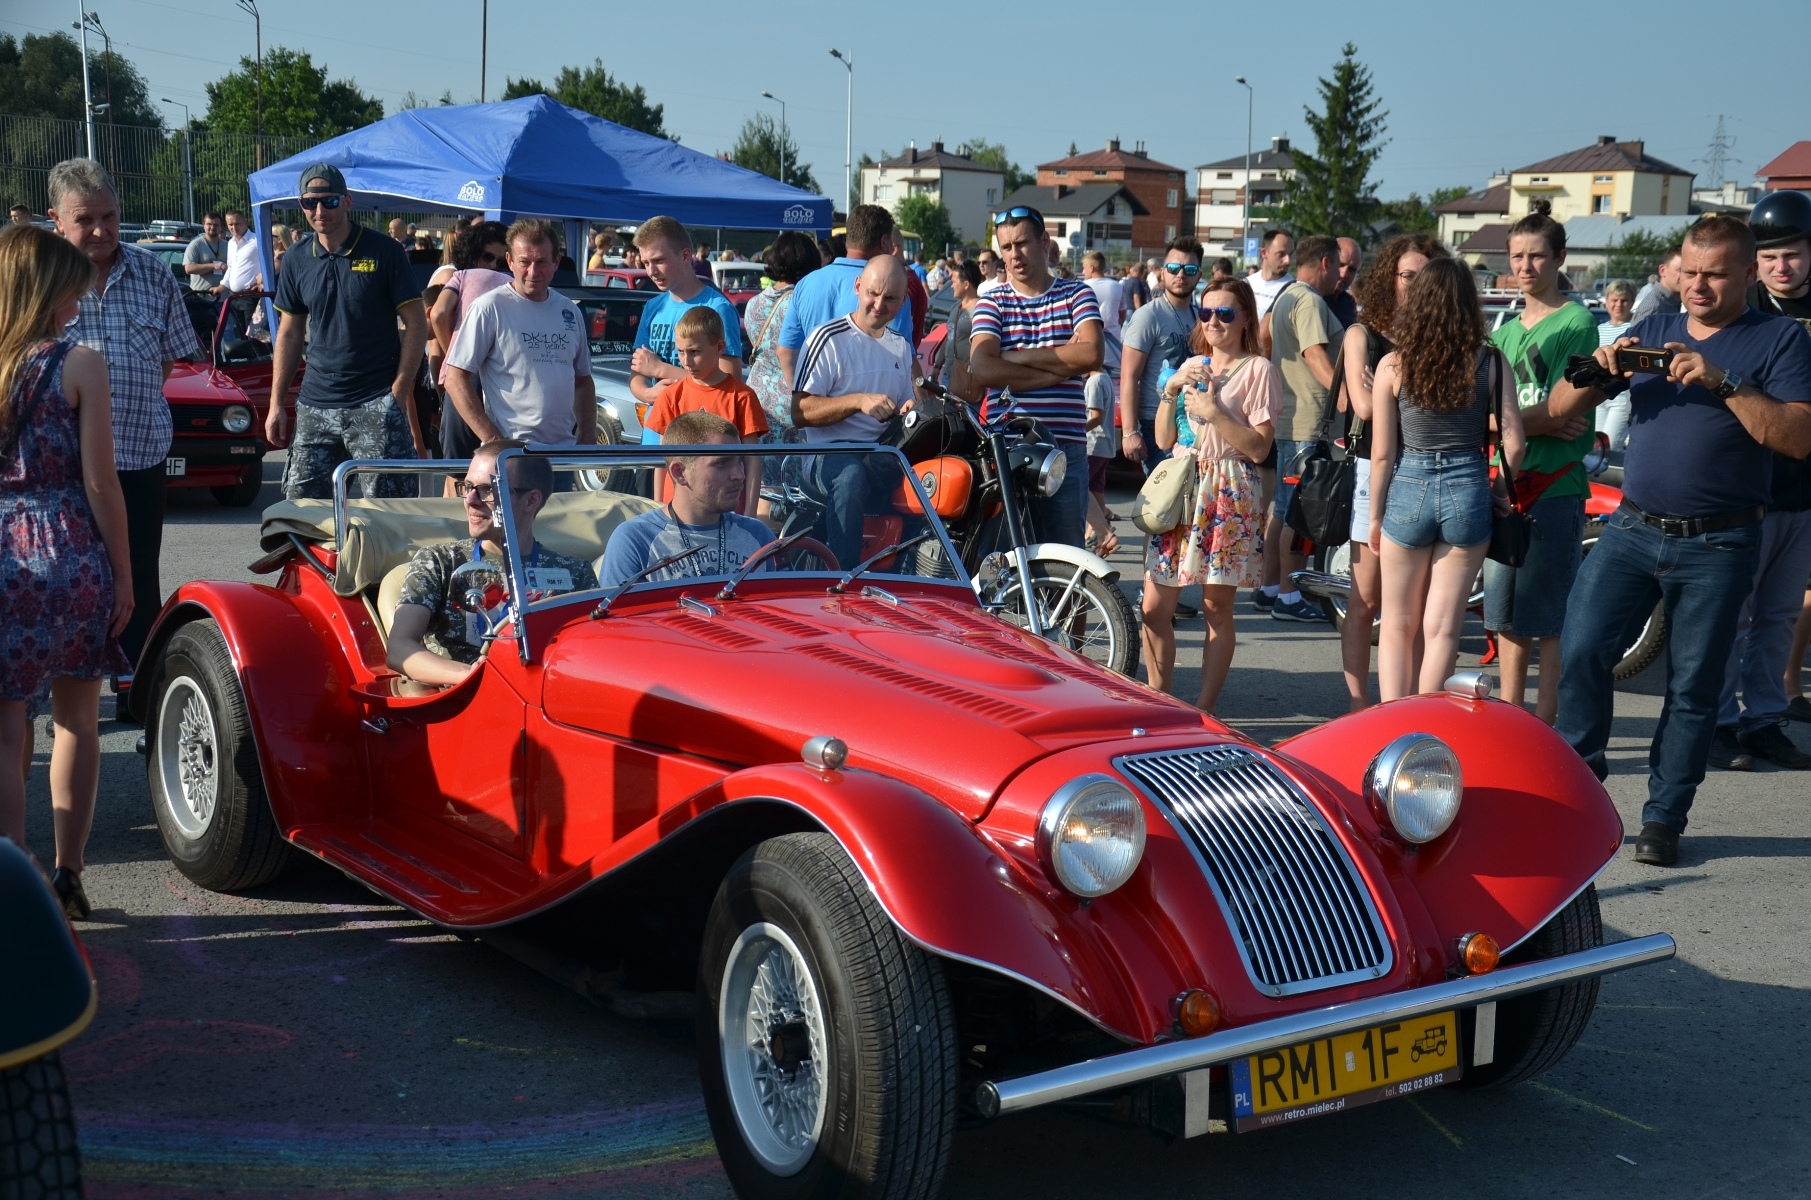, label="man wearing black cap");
[1710,192,1811,770]
[266,163,427,497]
